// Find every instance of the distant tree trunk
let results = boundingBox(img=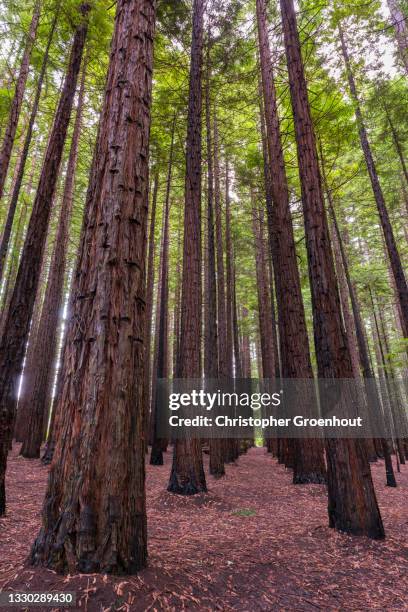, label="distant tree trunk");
[382,101,408,188]
[387,0,408,74]
[0,0,41,204]
[281,0,384,538]
[168,0,206,496]
[214,115,228,380]
[339,23,408,339]
[251,192,275,380]
[205,50,224,478]
[256,0,325,484]
[20,59,87,459]
[172,208,182,376]
[0,3,60,280]
[0,5,90,517]
[224,159,239,462]
[143,169,159,444]
[151,116,175,466]
[29,0,156,572]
